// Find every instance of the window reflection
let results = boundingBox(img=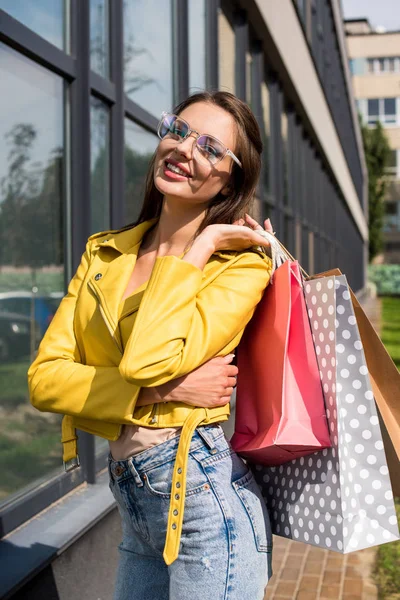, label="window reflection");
[282,110,288,205]
[90,0,109,78]
[90,97,110,233]
[189,0,206,93]
[124,119,158,223]
[0,0,67,50]
[0,43,65,503]
[123,0,173,117]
